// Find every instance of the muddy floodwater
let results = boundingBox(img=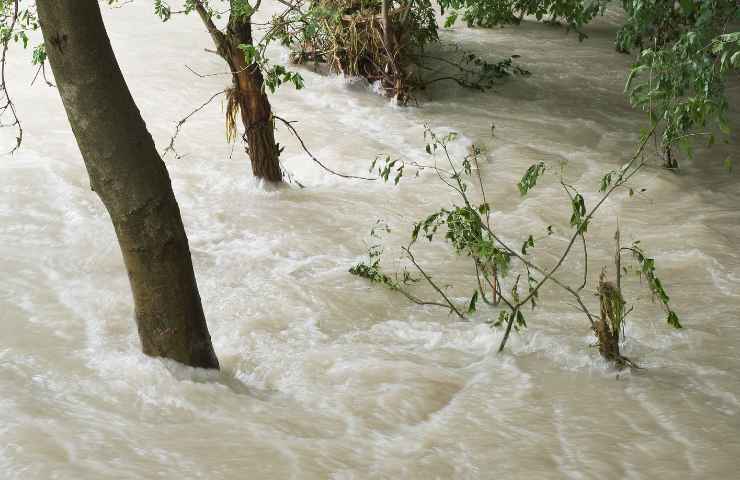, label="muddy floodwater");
[1,3,739,479]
